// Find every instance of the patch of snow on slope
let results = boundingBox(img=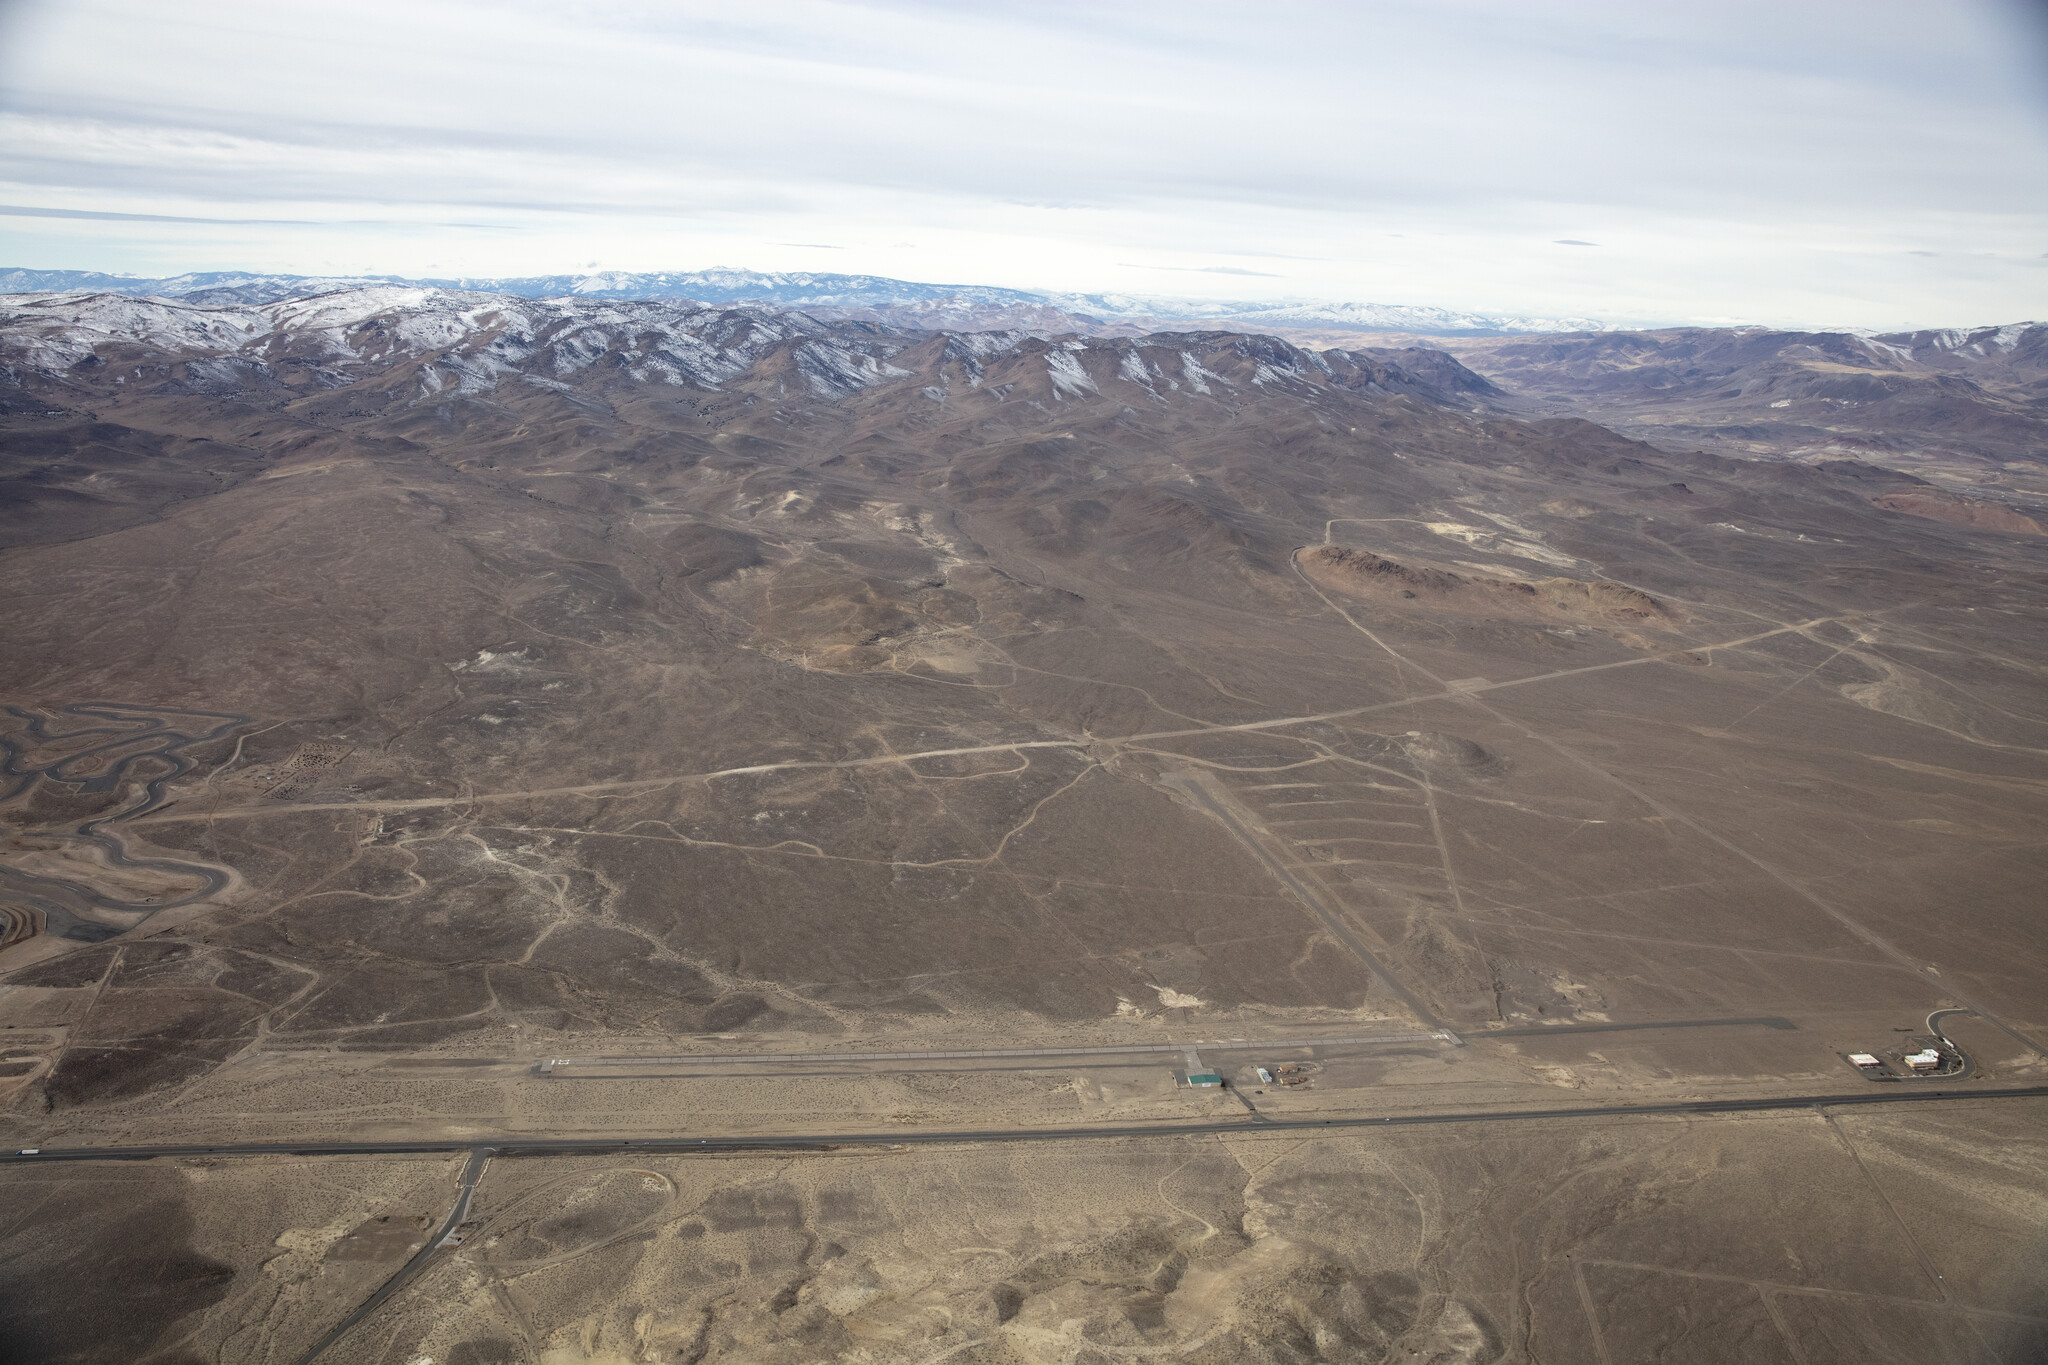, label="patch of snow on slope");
[794,340,912,397]
[0,293,265,368]
[1045,348,1096,398]
[1177,351,1231,395]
